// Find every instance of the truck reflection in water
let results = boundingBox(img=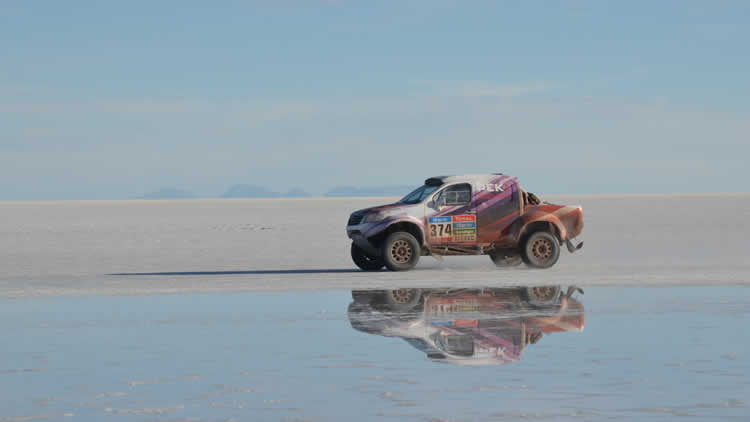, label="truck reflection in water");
[348,286,584,366]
